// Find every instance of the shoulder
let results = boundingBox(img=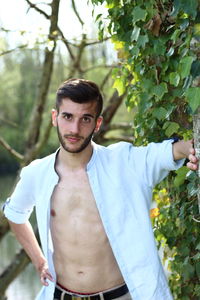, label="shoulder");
[21,150,58,175]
